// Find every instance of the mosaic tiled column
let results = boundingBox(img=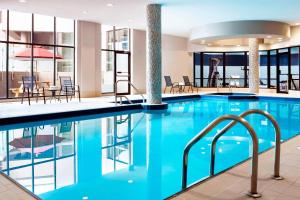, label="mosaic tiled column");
[146,4,162,104]
[248,38,260,93]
